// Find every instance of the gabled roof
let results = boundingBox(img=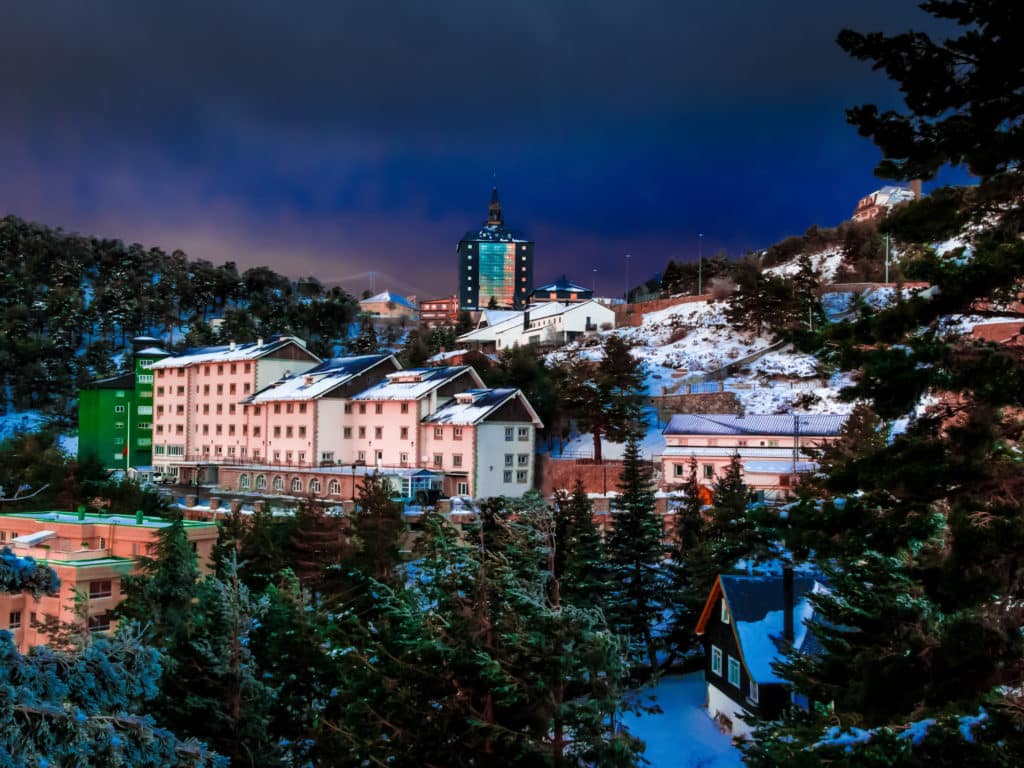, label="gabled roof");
[359,291,417,310]
[664,414,847,438]
[151,336,318,369]
[351,366,484,401]
[83,372,136,390]
[696,573,827,685]
[246,355,397,403]
[422,388,543,427]
[426,349,469,363]
[533,275,592,294]
[457,300,614,344]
